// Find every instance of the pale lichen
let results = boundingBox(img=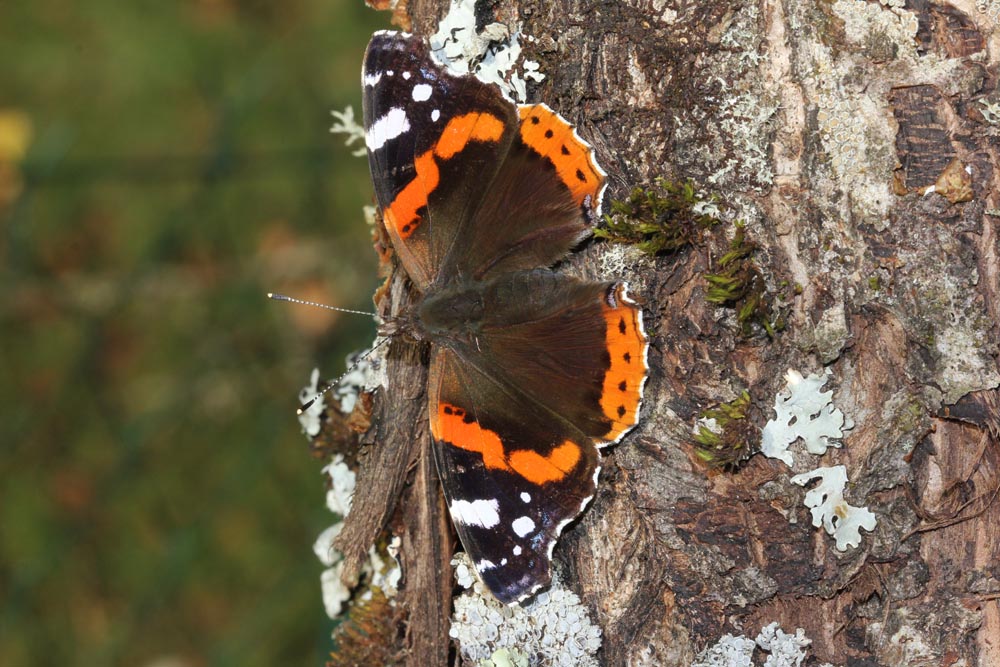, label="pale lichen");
[430,0,544,103]
[979,98,1000,125]
[976,0,1000,23]
[808,302,849,364]
[297,368,327,437]
[329,106,367,157]
[866,603,981,666]
[691,633,756,667]
[932,324,1000,405]
[758,370,876,551]
[693,623,824,667]
[760,369,847,466]
[813,86,896,223]
[674,3,779,194]
[449,553,602,666]
[315,455,356,618]
[314,454,400,619]
[795,0,959,226]
[884,248,1000,405]
[790,465,878,551]
[833,0,919,60]
[333,348,382,414]
[322,454,356,518]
